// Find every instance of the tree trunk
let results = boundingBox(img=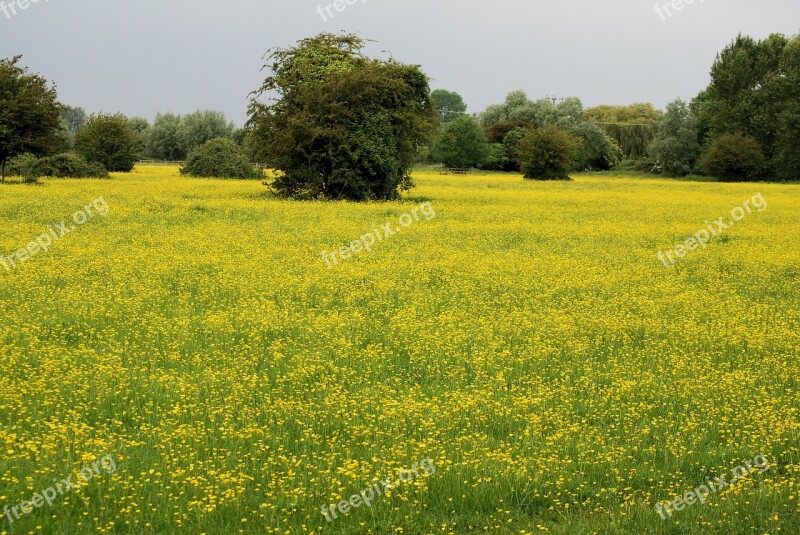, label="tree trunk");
[1,159,5,183]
